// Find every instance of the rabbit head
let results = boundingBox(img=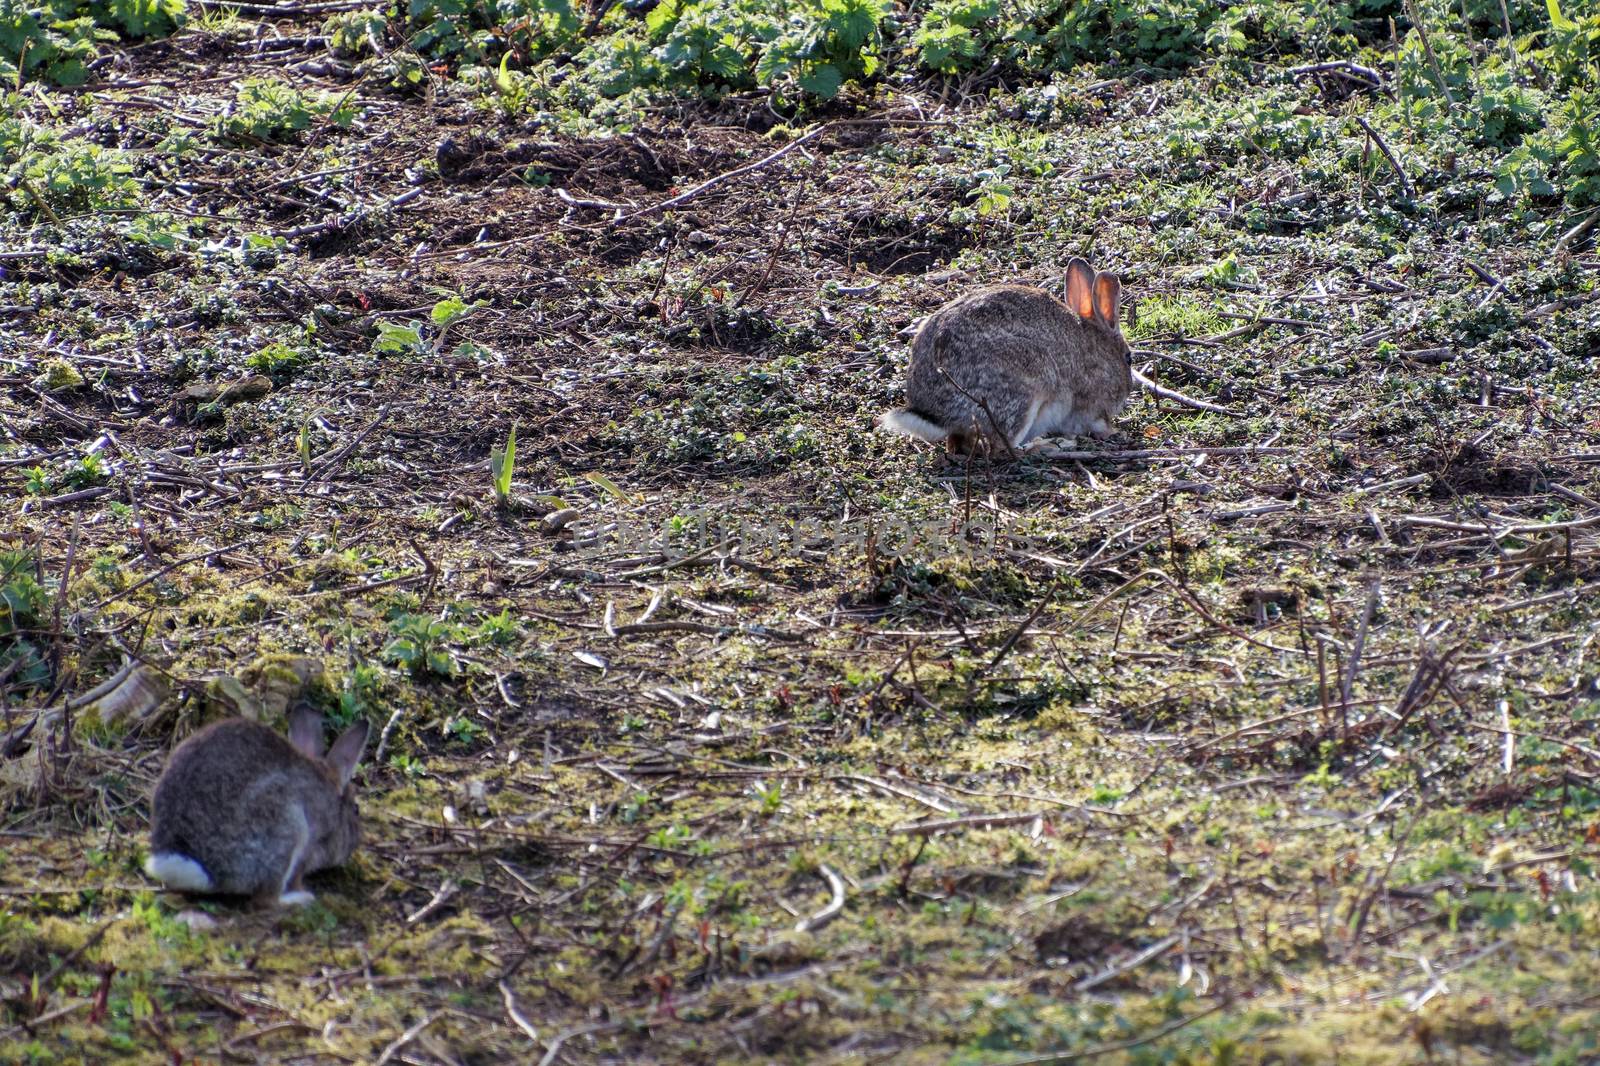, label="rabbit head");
[287,706,367,872]
[1060,257,1132,434]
